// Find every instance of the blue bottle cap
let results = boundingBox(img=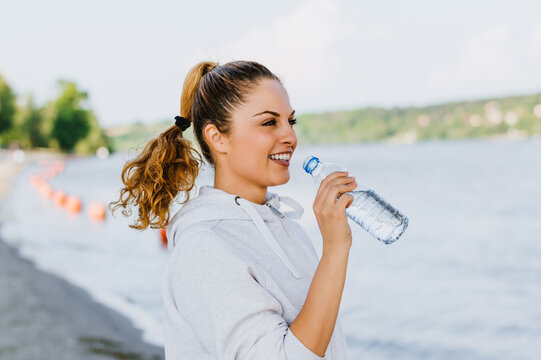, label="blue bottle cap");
[302,156,320,174]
